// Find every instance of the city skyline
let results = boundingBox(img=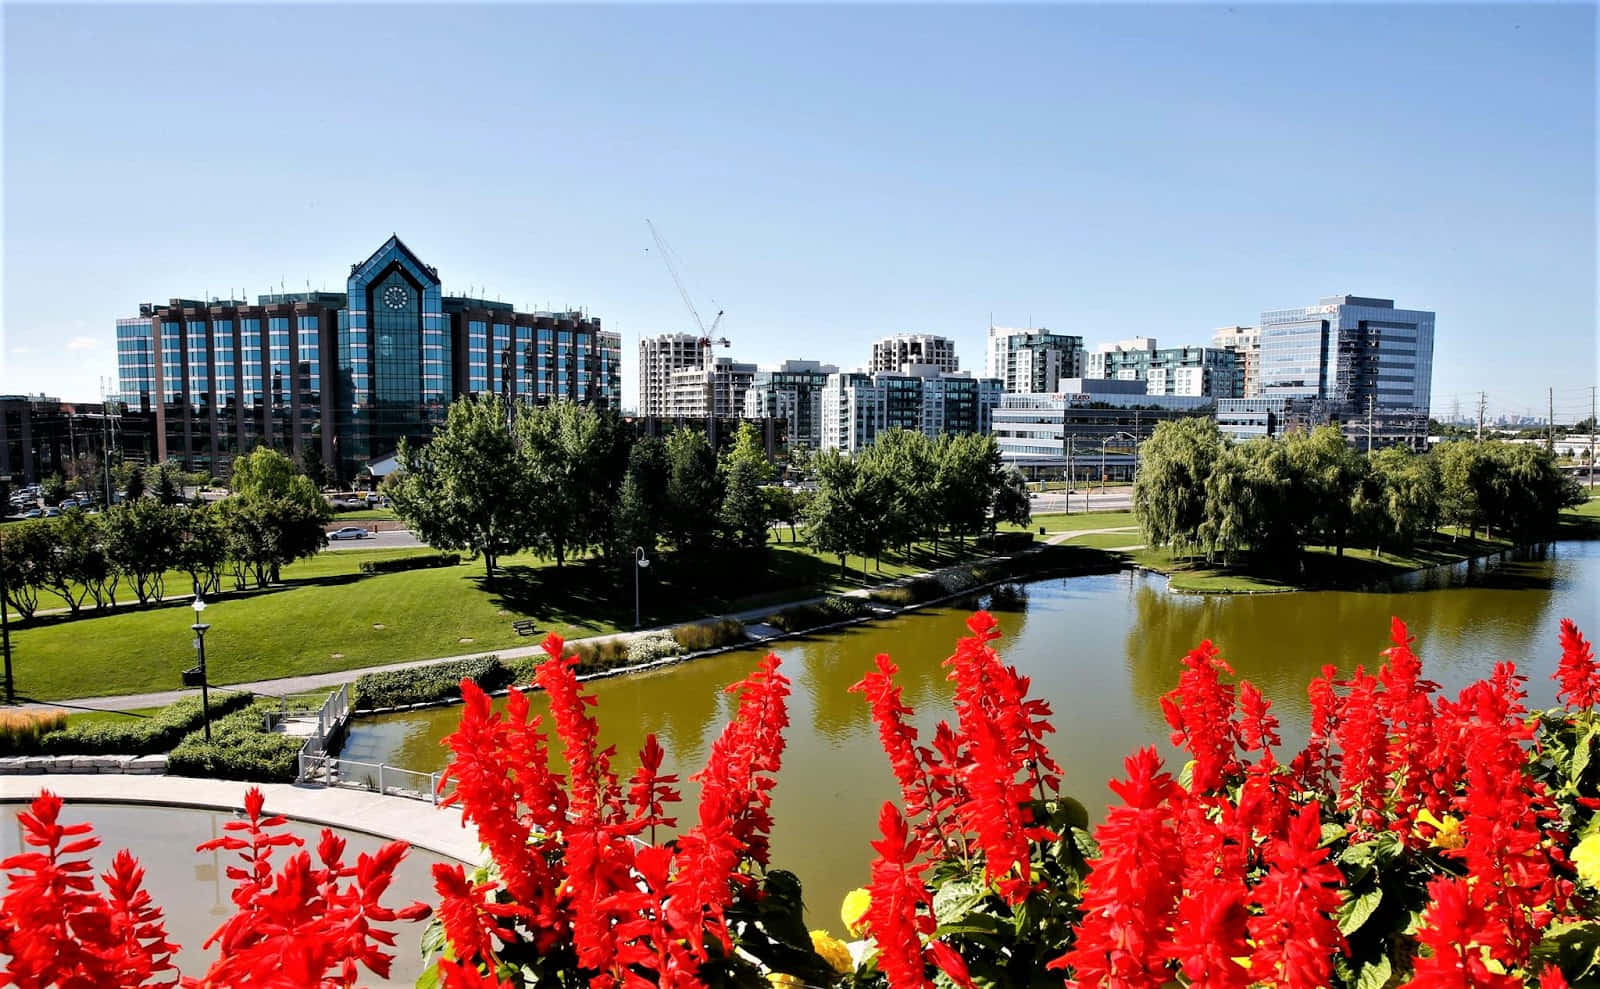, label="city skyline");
[3,4,1594,423]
